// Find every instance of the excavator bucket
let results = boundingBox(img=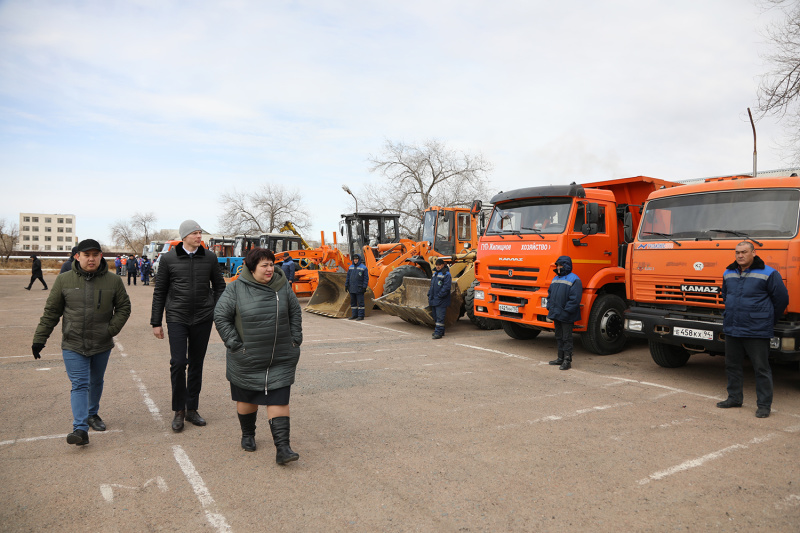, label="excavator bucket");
[376,278,464,327]
[305,271,375,318]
